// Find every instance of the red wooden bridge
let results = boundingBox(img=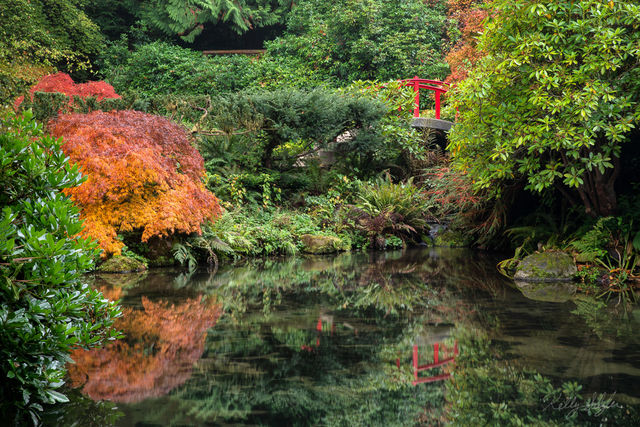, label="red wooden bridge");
[399,76,453,131]
[399,76,449,119]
